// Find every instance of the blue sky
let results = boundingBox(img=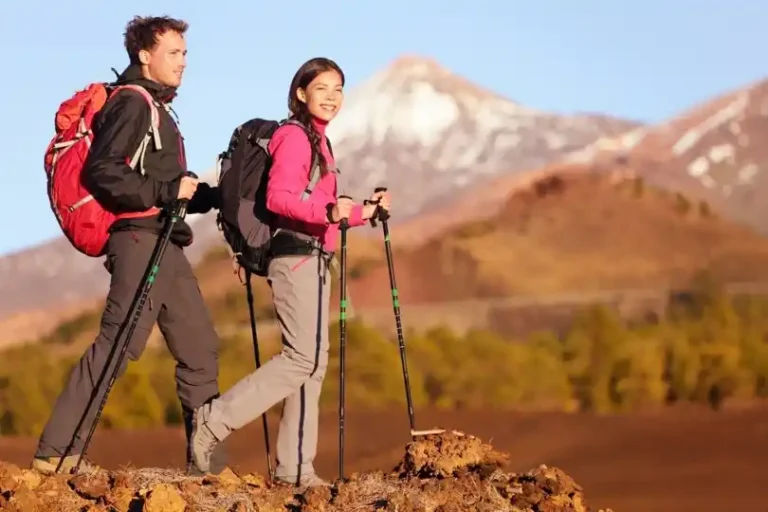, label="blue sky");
[1,0,766,256]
